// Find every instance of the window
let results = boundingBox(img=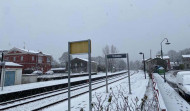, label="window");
[21,56,23,61]
[38,56,42,63]
[81,63,83,66]
[75,63,77,67]
[47,57,51,62]
[13,57,16,61]
[32,56,34,61]
[5,57,9,61]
